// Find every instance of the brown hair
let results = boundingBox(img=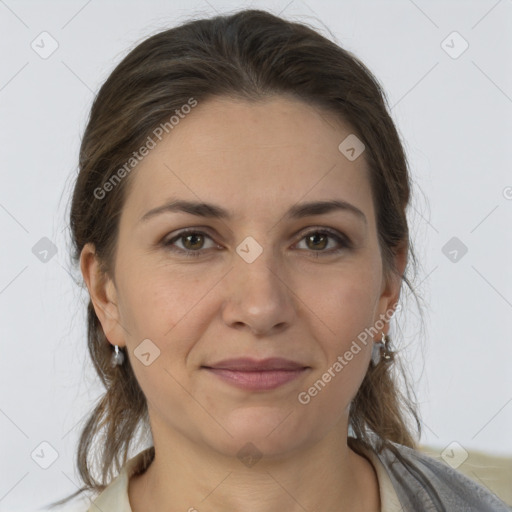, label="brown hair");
[48,8,422,508]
